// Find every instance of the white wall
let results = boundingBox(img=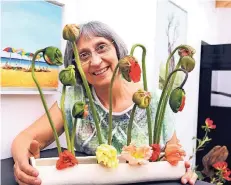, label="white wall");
[1,0,231,160]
